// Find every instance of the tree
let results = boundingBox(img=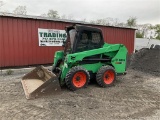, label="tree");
[127,17,137,27]
[47,9,59,18]
[40,13,47,17]
[136,31,144,38]
[61,14,67,19]
[89,18,120,26]
[117,22,126,27]
[113,18,119,26]
[90,18,110,25]
[59,14,75,20]
[154,24,160,40]
[95,18,107,25]
[13,6,27,15]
